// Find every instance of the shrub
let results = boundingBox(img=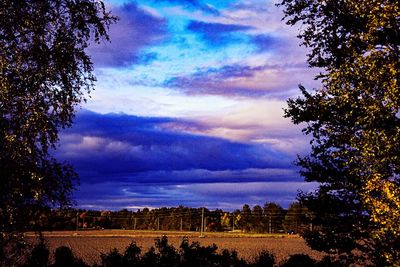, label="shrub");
[122,242,142,265]
[179,237,219,267]
[52,246,89,267]
[281,254,315,267]
[100,249,123,267]
[252,250,275,267]
[154,236,179,267]
[24,237,49,267]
